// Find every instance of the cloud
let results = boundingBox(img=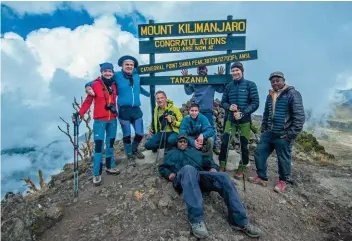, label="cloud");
[1,15,139,150]
[2,1,65,16]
